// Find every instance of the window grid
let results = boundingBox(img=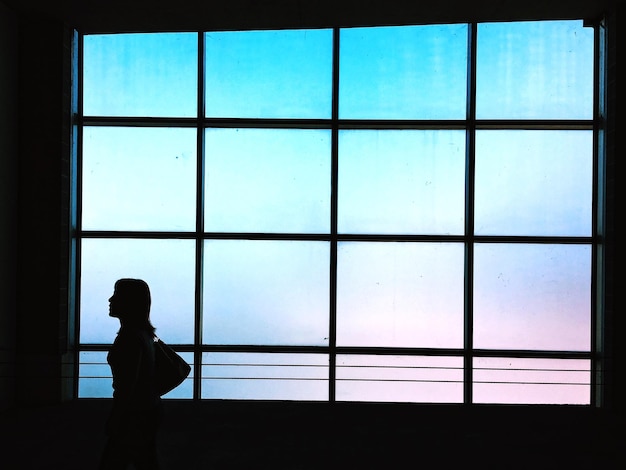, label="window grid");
[75,22,602,405]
